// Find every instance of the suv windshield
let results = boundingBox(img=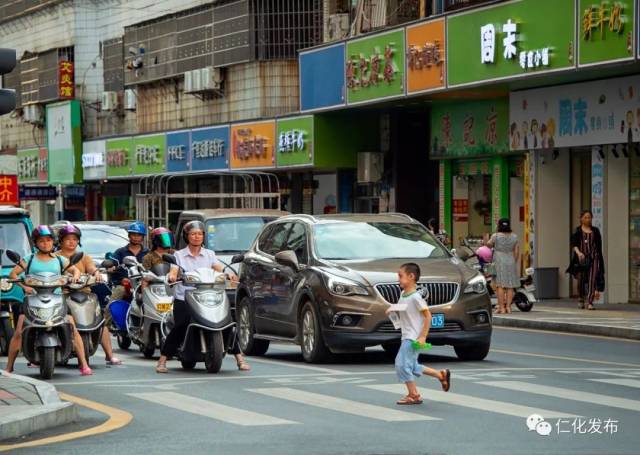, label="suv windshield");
[78,227,129,258]
[206,217,276,253]
[0,223,31,266]
[313,222,449,260]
